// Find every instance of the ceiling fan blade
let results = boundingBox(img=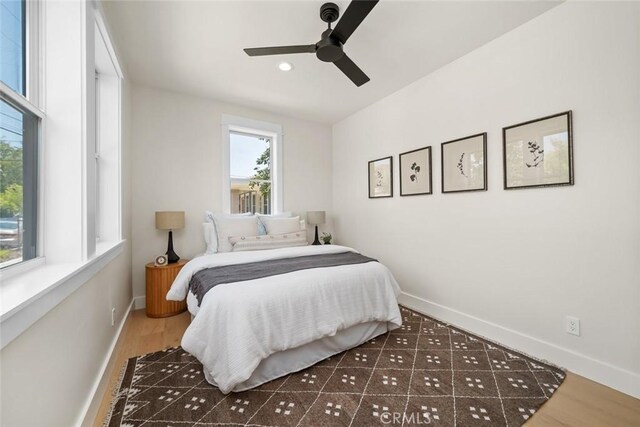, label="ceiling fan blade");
[331,0,379,44]
[244,45,316,57]
[334,53,370,87]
